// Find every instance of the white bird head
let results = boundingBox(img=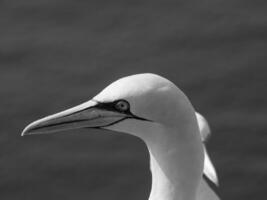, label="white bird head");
[22,73,219,200]
[22,73,198,142]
